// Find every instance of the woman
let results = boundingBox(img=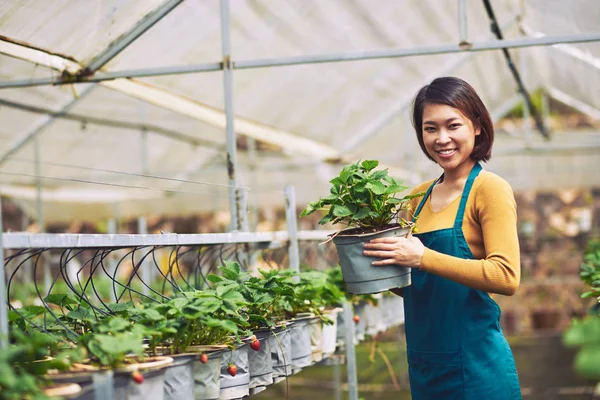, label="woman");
[363,76,521,399]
